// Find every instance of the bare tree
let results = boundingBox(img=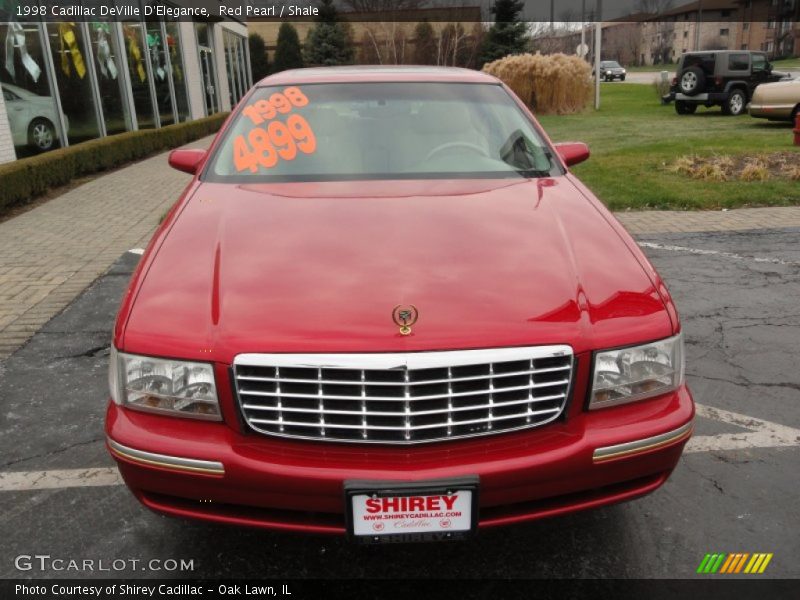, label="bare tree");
[360,21,412,64]
[341,0,428,12]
